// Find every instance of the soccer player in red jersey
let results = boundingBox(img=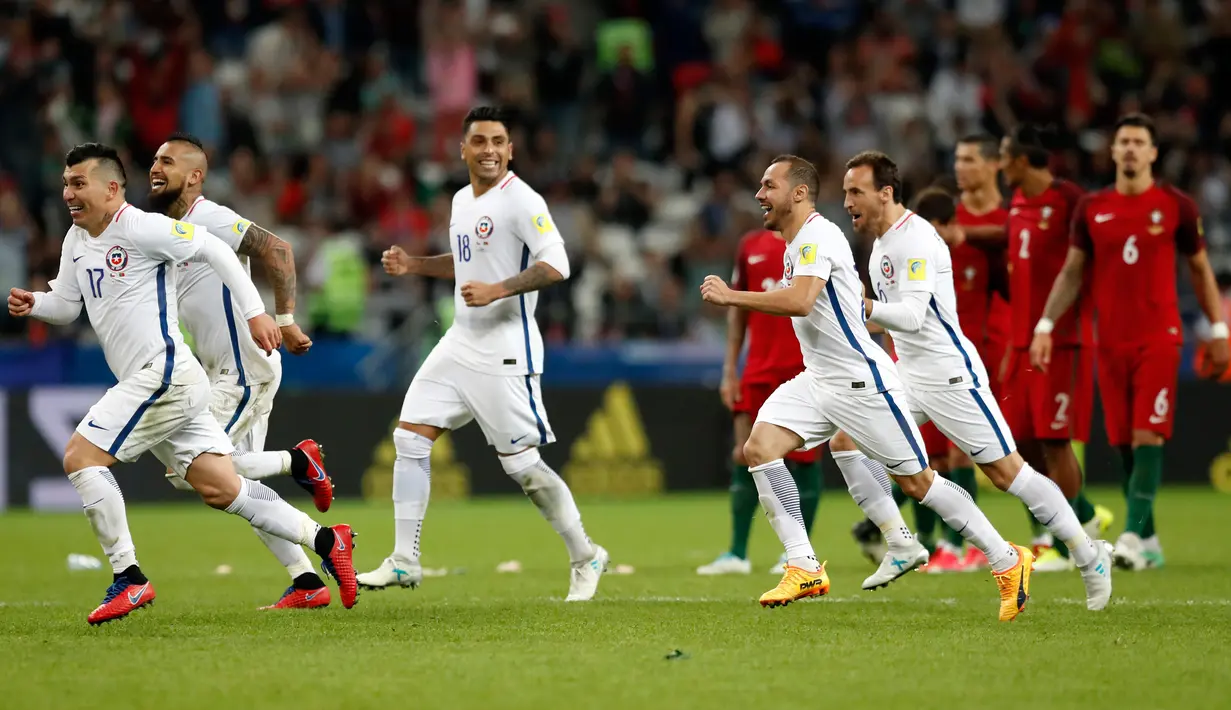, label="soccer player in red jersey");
[1032,113,1230,571]
[698,228,822,576]
[1000,125,1112,572]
